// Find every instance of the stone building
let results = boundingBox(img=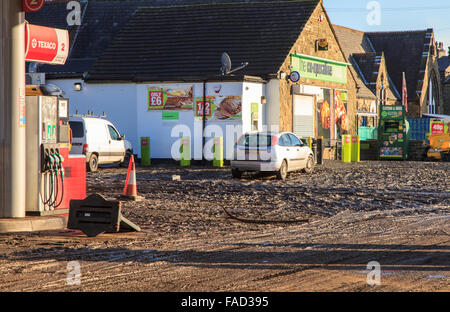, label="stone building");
[334,25,400,134]
[334,26,443,119]
[437,42,450,115]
